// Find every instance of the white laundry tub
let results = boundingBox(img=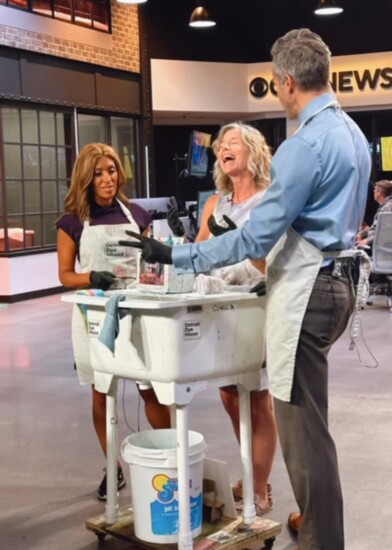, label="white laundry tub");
[62,290,266,397]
